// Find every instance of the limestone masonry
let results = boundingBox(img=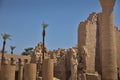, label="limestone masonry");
[0,0,120,80]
